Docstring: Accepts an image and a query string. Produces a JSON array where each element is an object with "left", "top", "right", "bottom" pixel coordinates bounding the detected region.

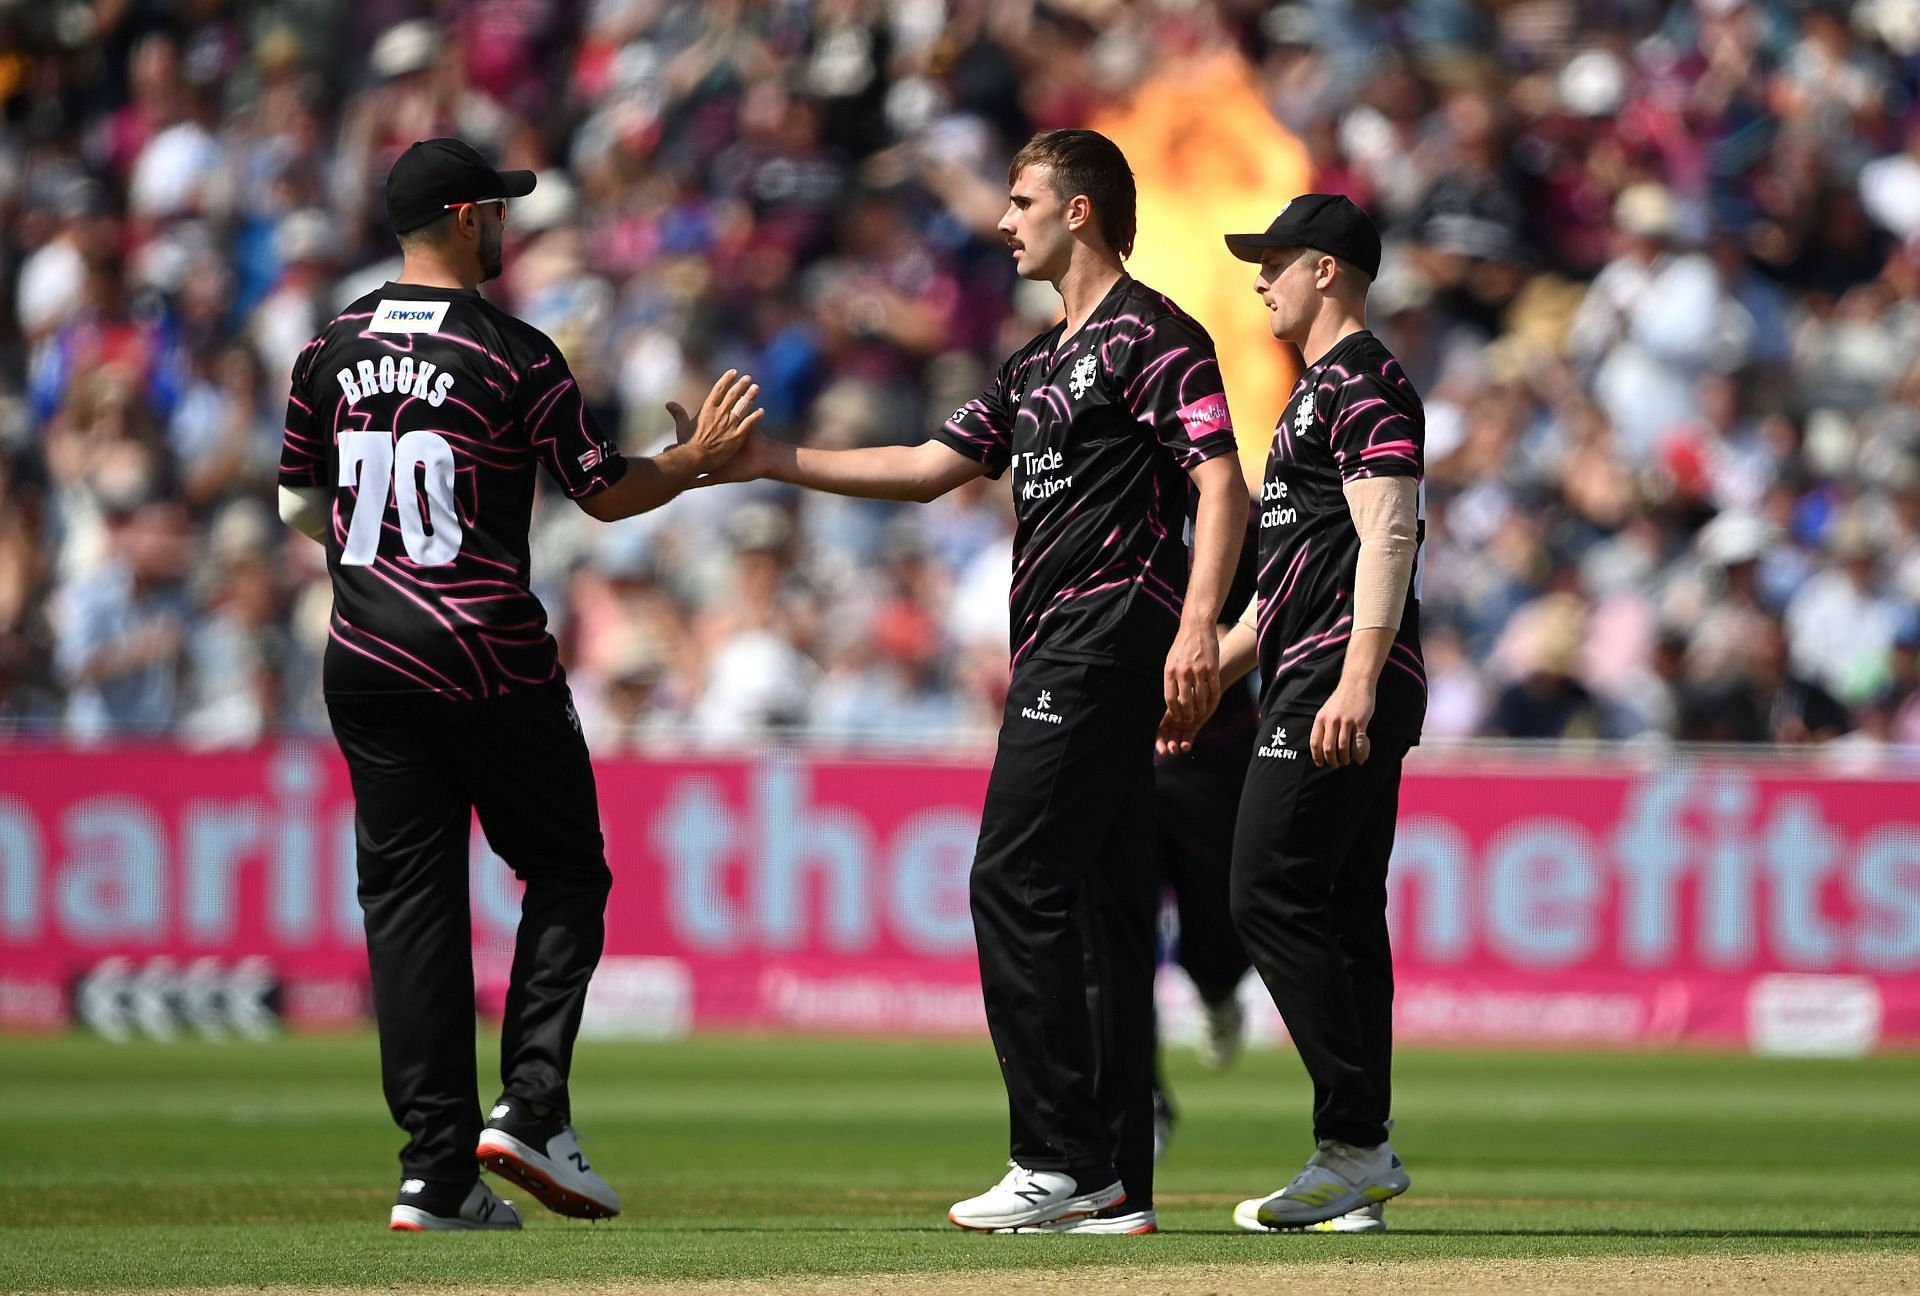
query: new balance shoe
[
  {"left": 389, "top": 1177, "right": 521, "bottom": 1231},
  {"left": 999, "top": 1208, "right": 1158, "bottom": 1235},
  {"left": 1196, "top": 996, "right": 1245, "bottom": 1072},
  {"left": 475, "top": 1098, "right": 621, "bottom": 1219},
  {"left": 1234, "top": 1199, "right": 1386, "bottom": 1233},
  {"left": 947, "top": 1163, "right": 1126, "bottom": 1231},
  {"left": 1236, "top": 1139, "right": 1408, "bottom": 1229}
]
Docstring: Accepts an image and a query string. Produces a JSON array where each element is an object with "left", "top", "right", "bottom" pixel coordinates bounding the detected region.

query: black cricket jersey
[
  {"left": 933, "top": 276, "right": 1238, "bottom": 675},
  {"left": 278, "top": 283, "right": 627, "bottom": 699},
  {"left": 1257, "top": 330, "right": 1426, "bottom": 740}
]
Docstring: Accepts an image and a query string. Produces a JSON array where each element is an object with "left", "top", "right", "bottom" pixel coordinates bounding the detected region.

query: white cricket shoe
[
  {"left": 1196, "top": 997, "right": 1245, "bottom": 1072},
  {"left": 1234, "top": 1199, "right": 1386, "bottom": 1233},
  {"left": 999, "top": 1208, "right": 1158, "bottom": 1235},
  {"left": 389, "top": 1178, "right": 521, "bottom": 1231},
  {"left": 1235, "top": 1139, "right": 1408, "bottom": 1229},
  {"left": 947, "top": 1163, "right": 1126, "bottom": 1231},
  {"left": 476, "top": 1099, "right": 621, "bottom": 1219}
]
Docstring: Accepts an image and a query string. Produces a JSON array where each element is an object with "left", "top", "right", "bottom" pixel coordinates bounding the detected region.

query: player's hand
[
  {"left": 1156, "top": 709, "right": 1200, "bottom": 758},
  {"left": 668, "top": 370, "right": 763, "bottom": 473},
  {"left": 690, "top": 427, "right": 776, "bottom": 487},
  {"left": 1164, "top": 616, "right": 1221, "bottom": 730},
  {"left": 1311, "top": 681, "right": 1376, "bottom": 768}
]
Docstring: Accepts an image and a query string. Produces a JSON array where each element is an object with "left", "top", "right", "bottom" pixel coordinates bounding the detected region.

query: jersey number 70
[{"left": 337, "top": 429, "right": 464, "bottom": 567}]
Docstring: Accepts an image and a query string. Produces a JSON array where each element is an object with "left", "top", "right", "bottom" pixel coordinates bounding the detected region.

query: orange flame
[{"left": 1095, "top": 50, "right": 1312, "bottom": 480}]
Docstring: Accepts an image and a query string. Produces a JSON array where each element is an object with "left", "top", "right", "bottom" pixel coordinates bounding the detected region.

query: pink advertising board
[{"left": 0, "top": 742, "right": 1915, "bottom": 1050}]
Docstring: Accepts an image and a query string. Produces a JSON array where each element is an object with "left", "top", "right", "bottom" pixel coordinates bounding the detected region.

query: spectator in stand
[
  {"left": 1486, "top": 591, "right": 1617, "bottom": 741},
  {"left": 1680, "top": 614, "right": 1850, "bottom": 745},
  {"left": 0, "top": 1, "right": 1918, "bottom": 749},
  {"left": 1566, "top": 182, "right": 1753, "bottom": 461},
  {"left": 692, "top": 502, "right": 819, "bottom": 743},
  {"left": 1787, "top": 513, "right": 1903, "bottom": 705},
  {"left": 52, "top": 499, "right": 194, "bottom": 741}
]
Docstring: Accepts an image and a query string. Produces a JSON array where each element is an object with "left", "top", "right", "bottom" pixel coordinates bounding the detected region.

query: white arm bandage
[
  {"left": 1344, "top": 476, "right": 1419, "bottom": 632},
  {"left": 278, "top": 485, "right": 329, "bottom": 543}
]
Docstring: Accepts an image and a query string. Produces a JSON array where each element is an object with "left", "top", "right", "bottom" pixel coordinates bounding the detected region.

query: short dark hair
[
  {"left": 1291, "top": 245, "right": 1374, "bottom": 291},
  {"left": 1008, "top": 129, "right": 1136, "bottom": 259},
  {"left": 398, "top": 212, "right": 454, "bottom": 252}
]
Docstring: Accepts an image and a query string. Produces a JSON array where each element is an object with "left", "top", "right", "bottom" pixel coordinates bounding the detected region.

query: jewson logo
[
  {"left": 1258, "top": 725, "right": 1297, "bottom": 760},
  {"left": 369, "top": 299, "right": 451, "bottom": 334},
  {"left": 1021, "top": 690, "right": 1064, "bottom": 725}
]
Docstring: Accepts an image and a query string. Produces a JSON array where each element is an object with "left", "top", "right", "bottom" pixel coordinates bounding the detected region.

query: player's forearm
[
  {"left": 1335, "top": 625, "right": 1395, "bottom": 697},
  {"left": 1179, "top": 464, "right": 1249, "bottom": 630},
  {"left": 1218, "top": 620, "right": 1258, "bottom": 687},
  {"left": 1345, "top": 477, "right": 1418, "bottom": 630},
  {"left": 765, "top": 441, "right": 956, "bottom": 502},
  {"left": 584, "top": 446, "right": 707, "bottom": 521},
  {"left": 1332, "top": 534, "right": 1403, "bottom": 697}
]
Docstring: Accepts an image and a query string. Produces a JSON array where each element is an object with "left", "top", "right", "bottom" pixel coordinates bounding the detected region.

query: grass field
[{"left": 1, "top": 1033, "right": 1916, "bottom": 1294}]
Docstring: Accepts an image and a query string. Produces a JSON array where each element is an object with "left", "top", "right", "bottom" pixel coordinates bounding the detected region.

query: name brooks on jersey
[{"left": 335, "top": 354, "right": 458, "bottom": 407}]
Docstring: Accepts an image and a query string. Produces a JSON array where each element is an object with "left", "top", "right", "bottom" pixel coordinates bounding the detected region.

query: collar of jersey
[
  {"left": 380, "top": 279, "right": 485, "bottom": 298},
  {"left": 1046, "top": 273, "right": 1133, "bottom": 372},
  {"left": 1304, "top": 328, "right": 1375, "bottom": 378}
]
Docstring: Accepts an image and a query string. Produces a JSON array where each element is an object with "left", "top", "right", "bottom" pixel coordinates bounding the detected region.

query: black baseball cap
[
  {"left": 1225, "top": 193, "right": 1381, "bottom": 280},
  {"left": 385, "top": 138, "right": 536, "bottom": 234}
]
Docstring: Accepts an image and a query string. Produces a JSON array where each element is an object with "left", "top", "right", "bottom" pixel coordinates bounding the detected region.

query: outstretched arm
[
  {"left": 578, "top": 371, "right": 763, "bottom": 522},
  {"left": 702, "top": 433, "right": 987, "bottom": 503}
]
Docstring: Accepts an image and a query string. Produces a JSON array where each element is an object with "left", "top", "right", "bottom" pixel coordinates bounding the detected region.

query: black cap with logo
[
  {"left": 385, "top": 138, "right": 537, "bottom": 234},
  {"left": 1225, "top": 193, "right": 1381, "bottom": 280}
]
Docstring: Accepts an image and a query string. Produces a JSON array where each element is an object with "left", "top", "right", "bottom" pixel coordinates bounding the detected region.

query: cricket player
[
  {"left": 278, "top": 137, "right": 761, "bottom": 1230},
  {"left": 705, "top": 129, "right": 1248, "bottom": 1234},
  {"left": 1162, "top": 194, "right": 1425, "bottom": 1231}
]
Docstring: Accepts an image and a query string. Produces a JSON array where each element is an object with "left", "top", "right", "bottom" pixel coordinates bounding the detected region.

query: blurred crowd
[{"left": 2, "top": 0, "right": 1919, "bottom": 759}]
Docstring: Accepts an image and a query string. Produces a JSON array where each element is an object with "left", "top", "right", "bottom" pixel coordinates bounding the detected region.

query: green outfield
[{"left": 0, "top": 1033, "right": 1915, "bottom": 1293}]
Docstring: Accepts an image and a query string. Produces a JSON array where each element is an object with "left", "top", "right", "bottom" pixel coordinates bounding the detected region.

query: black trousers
[
  {"left": 1230, "top": 716, "right": 1407, "bottom": 1149},
  {"left": 328, "top": 679, "right": 612, "bottom": 1185},
  {"left": 1154, "top": 679, "right": 1257, "bottom": 1004},
  {"left": 971, "top": 658, "right": 1162, "bottom": 1209}
]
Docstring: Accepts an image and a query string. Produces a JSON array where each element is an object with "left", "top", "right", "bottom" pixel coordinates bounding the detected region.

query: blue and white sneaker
[
  {"left": 476, "top": 1098, "right": 620, "bottom": 1219},
  {"left": 389, "top": 1177, "right": 521, "bottom": 1231},
  {"left": 1235, "top": 1139, "right": 1408, "bottom": 1229},
  {"left": 1235, "top": 1199, "right": 1386, "bottom": 1233}
]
